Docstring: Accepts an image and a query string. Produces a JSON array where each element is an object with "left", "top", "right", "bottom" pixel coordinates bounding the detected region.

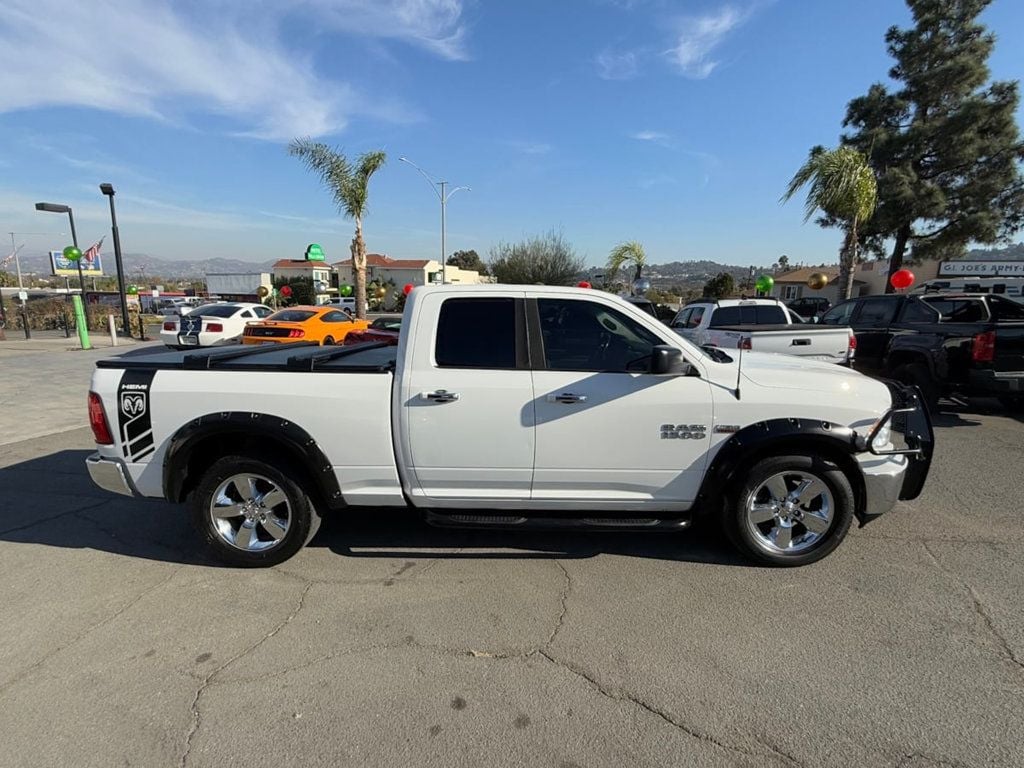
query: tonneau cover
[{"left": 95, "top": 341, "right": 397, "bottom": 373}]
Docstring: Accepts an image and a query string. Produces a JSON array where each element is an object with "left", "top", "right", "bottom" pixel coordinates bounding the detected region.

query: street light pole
[
  {"left": 399, "top": 157, "right": 470, "bottom": 284},
  {"left": 67, "top": 208, "right": 85, "bottom": 292},
  {"left": 34, "top": 203, "right": 83, "bottom": 291},
  {"left": 100, "top": 184, "right": 131, "bottom": 333}
]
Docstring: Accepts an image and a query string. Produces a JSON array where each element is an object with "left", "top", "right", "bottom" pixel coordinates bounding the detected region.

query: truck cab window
[
  {"left": 686, "top": 307, "right": 704, "bottom": 328},
  {"left": 538, "top": 298, "right": 662, "bottom": 372},
  {"left": 923, "top": 299, "right": 988, "bottom": 323},
  {"left": 435, "top": 298, "right": 517, "bottom": 368},
  {"left": 820, "top": 301, "right": 856, "bottom": 325}
]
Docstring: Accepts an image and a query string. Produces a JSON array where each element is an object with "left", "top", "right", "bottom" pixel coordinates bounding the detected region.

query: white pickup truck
[
  {"left": 85, "top": 285, "right": 932, "bottom": 568},
  {"left": 670, "top": 298, "right": 856, "bottom": 364}
]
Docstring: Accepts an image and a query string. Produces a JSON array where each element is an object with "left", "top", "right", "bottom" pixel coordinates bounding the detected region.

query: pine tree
[{"left": 841, "top": 0, "right": 1024, "bottom": 291}]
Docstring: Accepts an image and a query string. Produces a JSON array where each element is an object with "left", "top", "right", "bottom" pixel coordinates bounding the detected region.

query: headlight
[{"left": 871, "top": 423, "right": 892, "bottom": 451}]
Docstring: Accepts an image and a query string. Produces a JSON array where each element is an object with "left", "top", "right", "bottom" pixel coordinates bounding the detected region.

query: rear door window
[
  {"left": 852, "top": 298, "right": 898, "bottom": 326},
  {"left": 897, "top": 300, "right": 939, "bottom": 324},
  {"left": 435, "top": 298, "right": 518, "bottom": 369}
]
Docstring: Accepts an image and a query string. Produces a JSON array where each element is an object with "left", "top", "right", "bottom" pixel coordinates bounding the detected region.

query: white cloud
[
  {"left": 0, "top": 0, "right": 464, "bottom": 140},
  {"left": 595, "top": 49, "right": 640, "bottom": 81},
  {"left": 631, "top": 130, "right": 670, "bottom": 142},
  {"left": 667, "top": 6, "right": 746, "bottom": 79},
  {"left": 308, "top": 0, "right": 469, "bottom": 61}
]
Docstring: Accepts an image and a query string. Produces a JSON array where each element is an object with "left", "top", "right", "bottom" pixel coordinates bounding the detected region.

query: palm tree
[
  {"left": 288, "top": 139, "right": 387, "bottom": 320},
  {"left": 606, "top": 241, "right": 647, "bottom": 292},
  {"left": 782, "top": 146, "right": 877, "bottom": 301}
]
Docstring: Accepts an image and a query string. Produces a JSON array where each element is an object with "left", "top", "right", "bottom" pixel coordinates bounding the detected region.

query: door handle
[
  {"left": 547, "top": 392, "right": 587, "bottom": 404},
  {"left": 422, "top": 390, "right": 460, "bottom": 403},
  {"left": 791, "top": 338, "right": 811, "bottom": 346}
]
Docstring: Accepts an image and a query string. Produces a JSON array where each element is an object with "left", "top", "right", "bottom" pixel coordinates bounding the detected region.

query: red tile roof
[
  {"left": 333, "top": 253, "right": 431, "bottom": 269},
  {"left": 272, "top": 259, "right": 326, "bottom": 269}
]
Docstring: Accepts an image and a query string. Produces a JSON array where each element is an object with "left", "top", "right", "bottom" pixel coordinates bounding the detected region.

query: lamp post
[
  {"left": 399, "top": 157, "right": 470, "bottom": 284},
  {"left": 99, "top": 184, "right": 131, "bottom": 333},
  {"left": 34, "top": 203, "right": 84, "bottom": 291}
]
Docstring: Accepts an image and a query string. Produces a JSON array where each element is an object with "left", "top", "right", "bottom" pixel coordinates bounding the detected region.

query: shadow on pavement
[
  {"left": 930, "top": 396, "right": 1023, "bottom": 428},
  {"left": 0, "top": 449, "right": 748, "bottom": 568}
]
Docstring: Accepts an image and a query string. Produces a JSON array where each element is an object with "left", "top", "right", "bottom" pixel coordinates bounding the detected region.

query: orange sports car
[{"left": 241, "top": 305, "right": 370, "bottom": 346}]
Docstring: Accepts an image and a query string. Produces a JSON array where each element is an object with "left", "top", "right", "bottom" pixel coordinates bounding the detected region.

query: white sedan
[{"left": 160, "top": 302, "right": 274, "bottom": 349}]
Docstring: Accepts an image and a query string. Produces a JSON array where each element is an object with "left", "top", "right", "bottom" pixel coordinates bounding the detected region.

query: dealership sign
[
  {"left": 51, "top": 249, "right": 103, "bottom": 277},
  {"left": 939, "top": 261, "right": 1024, "bottom": 277}
]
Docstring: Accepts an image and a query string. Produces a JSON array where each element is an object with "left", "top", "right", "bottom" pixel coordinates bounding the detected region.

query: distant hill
[
  {"left": 15, "top": 252, "right": 275, "bottom": 280},
  {"left": 963, "top": 243, "right": 1024, "bottom": 261}
]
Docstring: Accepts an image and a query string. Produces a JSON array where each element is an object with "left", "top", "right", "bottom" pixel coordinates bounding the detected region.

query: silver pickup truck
[{"left": 670, "top": 298, "right": 856, "bottom": 364}]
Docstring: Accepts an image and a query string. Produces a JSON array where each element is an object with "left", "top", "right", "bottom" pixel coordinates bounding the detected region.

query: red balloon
[
  {"left": 280, "top": 285, "right": 293, "bottom": 297},
  {"left": 403, "top": 283, "right": 414, "bottom": 296},
  {"left": 890, "top": 269, "right": 915, "bottom": 290},
  {"left": 577, "top": 281, "right": 592, "bottom": 289}
]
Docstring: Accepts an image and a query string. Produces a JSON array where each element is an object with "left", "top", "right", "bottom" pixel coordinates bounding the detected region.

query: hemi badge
[{"left": 715, "top": 425, "right": 741, "bottom": 433}]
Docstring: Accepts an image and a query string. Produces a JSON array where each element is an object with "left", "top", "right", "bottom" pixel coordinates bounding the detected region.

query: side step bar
[{"left": 423, "top": 510, "right": 690, "bottom": 533}]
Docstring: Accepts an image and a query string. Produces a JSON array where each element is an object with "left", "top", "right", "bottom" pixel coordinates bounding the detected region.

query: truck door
[
  {"left": 849, "top": 297, "right": 900, "bottom": 374},
  {"left": 530, "top": 297, "right": 713, "bottom": 508},
  {"left": 398, "top": 293, "right": 535, "bottom": 502}
]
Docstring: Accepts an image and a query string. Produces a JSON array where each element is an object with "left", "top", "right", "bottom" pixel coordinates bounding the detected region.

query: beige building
[
  {"left": 334, "top": 253, "right": 484, "bottom": 288},
  {"left": 770, "top": 259, "right": 945, "bottom": 304}
]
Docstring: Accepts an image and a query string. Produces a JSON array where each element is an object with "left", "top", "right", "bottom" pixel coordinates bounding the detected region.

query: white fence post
[{"left": 108, "top": 314, "right": 118, "bottom": 346}]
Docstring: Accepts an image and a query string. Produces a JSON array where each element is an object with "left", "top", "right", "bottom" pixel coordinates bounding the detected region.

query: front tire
[
  {"left": 191, "top": 455, "right": 320, "bottom": 567},
  {"left": 322, "top": 335, "right": 336, "bottom": 346},
  {"left": 723, "top": 455, "right": 855, "bottom": 567}
]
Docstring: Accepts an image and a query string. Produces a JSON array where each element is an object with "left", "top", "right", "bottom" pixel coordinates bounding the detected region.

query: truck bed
[{"left": 96, "top": 341, "right": 398, "bottom": 373}]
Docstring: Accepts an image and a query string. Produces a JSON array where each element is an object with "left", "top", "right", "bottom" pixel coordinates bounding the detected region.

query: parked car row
[{"left": 669, "top": 298, "right": 856, "bottom": 365}]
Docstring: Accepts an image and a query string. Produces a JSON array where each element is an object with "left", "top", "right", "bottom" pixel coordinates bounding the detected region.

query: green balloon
[
  {"left": 755, "top": 274, "right": 774, "bottom": 293},
  {"left": 63, "top": 246, "right": 83, "bottom": 261},
  {"left": 340, "top": 284, "right": 353, "bottom": 297},
  {"left": 127, "top": 285, "right": 139, "bottom": 295}
]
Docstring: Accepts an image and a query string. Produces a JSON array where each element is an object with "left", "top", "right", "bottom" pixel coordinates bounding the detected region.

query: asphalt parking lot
[{"left": 1, "top": 343, "right": 1022, "bottom": 767}]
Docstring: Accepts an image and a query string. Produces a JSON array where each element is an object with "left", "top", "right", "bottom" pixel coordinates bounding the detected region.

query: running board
[{"left": 423, "top": 510, "right": 691, "bottom": 532}]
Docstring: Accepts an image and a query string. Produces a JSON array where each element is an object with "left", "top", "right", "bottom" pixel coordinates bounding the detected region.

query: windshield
[
  {"left": 268, "top": 309, "right": 316, "bottom": 322},
  {"left": 192, "top": 304, "right": 240, "bottom": 318}
]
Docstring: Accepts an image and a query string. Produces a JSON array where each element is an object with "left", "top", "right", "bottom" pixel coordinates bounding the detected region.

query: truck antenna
[{"left": 734, "top": 344, "right": 743, "bottom": 400}]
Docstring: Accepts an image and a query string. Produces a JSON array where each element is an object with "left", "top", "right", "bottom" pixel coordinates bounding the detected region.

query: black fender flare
[
  {"left": 162, "top": 412, "right": 343, "bottom": 507},
  {"left": 694, "top": 417, "right": 868, "bottom": 521}
]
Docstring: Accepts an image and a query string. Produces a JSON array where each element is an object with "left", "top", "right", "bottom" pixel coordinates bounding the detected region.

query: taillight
[
  {"left": 972, "top": 331, "right": 995, "bottom": 363},
  {"left": 206, "top": 323, "right": 223, "bottom": 332},
  {"left": 848, "top": 333, "right": 857, "bottom": 350},
  {"left": 88, "top": 392, "right": 114, "bottom": 445},
  {"left": 288, "top": 329, "right": 305, "bottom": 338},
  {"left": 163, "top": 322, "right": 176, "bottom": 331},
  {"left": 738, "top": 337, "right": 752, "bottom": 350}
]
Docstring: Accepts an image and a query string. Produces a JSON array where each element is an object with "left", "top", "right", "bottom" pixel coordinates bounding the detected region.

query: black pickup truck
[{"left": 819, "top": 293, "right": 1024, "bottom": 409}]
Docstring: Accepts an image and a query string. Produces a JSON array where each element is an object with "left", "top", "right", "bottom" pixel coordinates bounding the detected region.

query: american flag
[{"left": 82, "top": 237, "right": 104, "bottom": 265}]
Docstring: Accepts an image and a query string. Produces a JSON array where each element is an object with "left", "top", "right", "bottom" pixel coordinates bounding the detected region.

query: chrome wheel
[
  {"left": 209, "top": 473, "right": 291, "bottom": 552},
  {"left": 745, "top": 470, "right": 834, "bottom": 555}
]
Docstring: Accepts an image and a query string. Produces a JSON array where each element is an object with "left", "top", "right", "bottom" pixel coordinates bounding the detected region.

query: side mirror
[{"left": 650, "top": 345, "right": 691, "bottom": 375}]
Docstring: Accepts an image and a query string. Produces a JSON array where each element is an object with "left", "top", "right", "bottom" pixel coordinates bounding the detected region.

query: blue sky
[{"left": 1, "top": 0, "right": 1022, "bottom": 270}]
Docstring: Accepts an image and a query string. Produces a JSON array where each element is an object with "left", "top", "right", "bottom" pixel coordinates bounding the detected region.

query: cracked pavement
[{"left": 0, "top": 352, "right": 1022, "bottom": 766}]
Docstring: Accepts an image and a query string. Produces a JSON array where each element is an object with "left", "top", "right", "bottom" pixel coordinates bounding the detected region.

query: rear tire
[
  {"left": 998, "top": 395, "right": 1024, "bottom": 412},
  {"left": 723, "top": 455, "right": 855, "bottom": 567},
  {"left": 190, "top": 455, "right": 321, "bottom": 567},
  {"left": 891, "top": 361, "right": 940, "bottom": 412},
  {"left": 323, "top": 336, "right": 336, "bottom": 346}
]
